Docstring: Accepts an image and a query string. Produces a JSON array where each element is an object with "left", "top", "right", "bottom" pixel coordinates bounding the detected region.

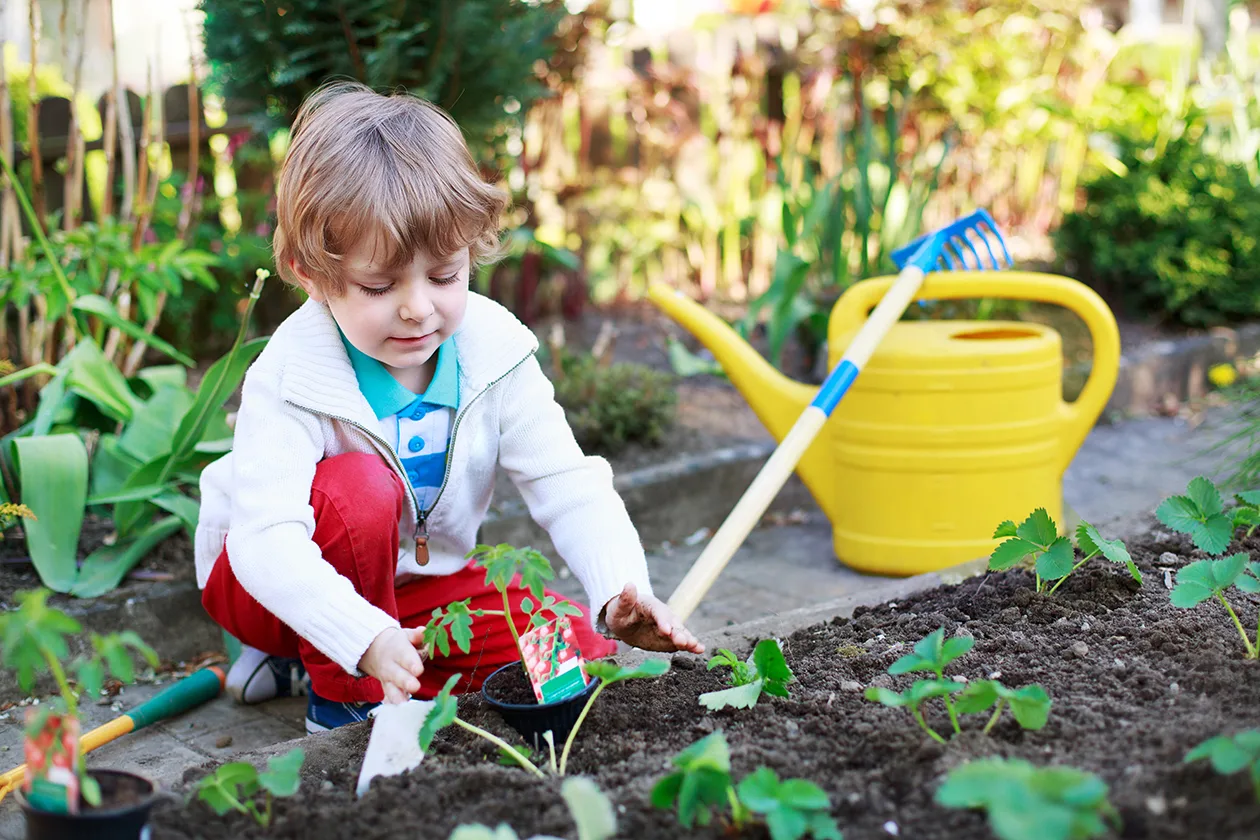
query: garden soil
[{"left": 153, "top": 529, "right": 1260, "bottom": 840}]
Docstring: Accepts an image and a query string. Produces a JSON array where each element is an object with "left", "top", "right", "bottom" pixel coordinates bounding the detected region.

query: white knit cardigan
[{"left": 195, "top": 293, "right": 653, "bottom": 676}]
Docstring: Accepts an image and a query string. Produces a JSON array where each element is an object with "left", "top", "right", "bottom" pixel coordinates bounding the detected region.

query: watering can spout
[{"left": 647, "top": 284, "right": 833, "bottom": 507}]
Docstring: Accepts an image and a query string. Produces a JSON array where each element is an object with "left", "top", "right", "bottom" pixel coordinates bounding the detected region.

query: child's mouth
[{"left": 390, "top": 333, "right": 434, "bottom": 346}]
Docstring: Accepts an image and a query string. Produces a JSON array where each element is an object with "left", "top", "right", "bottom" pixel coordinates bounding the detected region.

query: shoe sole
[{"left": 305, "top": 717, "right": 332, "bottom": 735}]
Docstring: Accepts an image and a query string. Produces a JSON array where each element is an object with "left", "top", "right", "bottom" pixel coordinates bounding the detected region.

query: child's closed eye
[{"left": 357, "top": 284, "right": 393, "bottom": 297}]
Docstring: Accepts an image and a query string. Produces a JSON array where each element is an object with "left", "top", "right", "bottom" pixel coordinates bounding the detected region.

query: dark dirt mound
[{"left": 152, "top": 530, "right": 1260, "bottom": 840}]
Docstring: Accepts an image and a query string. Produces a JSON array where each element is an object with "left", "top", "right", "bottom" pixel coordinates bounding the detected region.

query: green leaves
[
  {"left": 699, "top": 638, "right": 794, "bottom": 711},
  {"left": 582, "top": 658, "right": 670, "bottom": 685},
  {"left": 1184, "top": 730, "right": 1260, "bottom": 802},
  {"left": 650, "top": 732, "right": 736, "bottom": 829},
  {"left": 195, "top": 748, "right": 305, "bottom": 827},
  {"left": 0, "top": 589, "right": 80, "bottom": 694},
  {"left": 955, "top": 680, "right": 1052, "bottom": 731},
  {"left": 1157, "top": 476, "right": 1234, "bottom": 555},
  {"left": 13, "top": 435, "right": 88, "bottom": 593},
  {"left": 469, "top": 543, "right": 555, "bottom": 600},
  {"left": 1075, "top": 522, "right": 1142, "bottom": 584},
  {"left": 888, "top": 628, "right": 973, "bottom": 678},
  {"left": 736, "top": 767, "right": 843, "bottom": 840},
  {"left": 1170, "top": 555, "right": 1255, "bottom": 608},
  {"left": 935, "top": 757, "right": 1117, "bottom": 840},
  {"left": 418, "top": 674, "right": 461, "bottom": 752},
  {"left": 988, "top": 509, "right": 1073, "bottom": 584},
  {"left": 423, "top": 600, "right": 476, "bottom": 658}
]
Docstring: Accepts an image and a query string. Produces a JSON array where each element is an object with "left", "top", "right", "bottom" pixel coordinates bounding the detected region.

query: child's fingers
[
  {"left": 403, "top": 627, "right": 426, "bottom": 647},
  {"left": 381, "top": 680, "right": 409, "bottom": 705}
]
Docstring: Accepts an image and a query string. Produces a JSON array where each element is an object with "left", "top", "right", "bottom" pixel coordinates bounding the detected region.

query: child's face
[{"left": 298, "top": 234, "right": 470, "bottom": 385}]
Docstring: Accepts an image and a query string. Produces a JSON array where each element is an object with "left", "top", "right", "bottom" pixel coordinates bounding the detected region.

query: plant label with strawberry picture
[
  {"left": 520, "top": 615, "right": 589, "bottom": 703},
  {"left": 22, "top": 710, "right": 81, "bottom": 814}
]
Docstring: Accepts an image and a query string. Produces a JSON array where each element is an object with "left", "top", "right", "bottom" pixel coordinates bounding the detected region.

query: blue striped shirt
[{"left": 339, "top": 335, "right": 460, "bottom": 512}]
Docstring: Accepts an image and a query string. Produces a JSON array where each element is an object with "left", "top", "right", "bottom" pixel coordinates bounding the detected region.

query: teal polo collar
[{"left": 339, "top": 332, "right": 460, "bottom": 420}]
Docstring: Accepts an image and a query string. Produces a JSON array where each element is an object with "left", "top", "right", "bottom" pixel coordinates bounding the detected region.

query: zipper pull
[{"left": 414, "top": 516, "right": 429, "bottom": 566}]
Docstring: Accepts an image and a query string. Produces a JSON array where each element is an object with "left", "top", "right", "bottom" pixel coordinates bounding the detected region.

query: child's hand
[
  {"left": 603, "top": 583, "right": 705, "bottom": 655},
  {"left": 358, "top": 626, "right": 425, "bottom": 703}
]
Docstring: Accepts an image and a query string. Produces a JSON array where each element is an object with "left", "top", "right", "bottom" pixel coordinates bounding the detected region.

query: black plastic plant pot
[
  {"left": 16, "top": 769, "right": 157, "bottom": 840},
  {"left": 481, "top": 661, "right": 599, "bottom": 751}
]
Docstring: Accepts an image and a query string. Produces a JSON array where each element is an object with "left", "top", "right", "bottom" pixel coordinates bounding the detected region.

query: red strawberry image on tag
[
  {"left": 518, "top": 616, "right": 589, "bottom": 703},
  {"left": 23, "top": 709, "right": 81, "bottom": 813}
]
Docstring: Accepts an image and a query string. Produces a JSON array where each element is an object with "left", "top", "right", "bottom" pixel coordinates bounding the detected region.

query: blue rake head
[{"left": 891, "top": 209, "right": 1012, "bottom": 274}]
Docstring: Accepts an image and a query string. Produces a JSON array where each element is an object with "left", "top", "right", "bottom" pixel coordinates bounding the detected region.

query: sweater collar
[{"left": 339, "top": 332, "right": 460, "bottom": 419}]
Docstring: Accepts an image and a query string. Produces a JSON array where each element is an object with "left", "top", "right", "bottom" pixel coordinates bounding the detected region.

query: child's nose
[{"left": 399, "top": 284, "right": 435, "bottom": 322}]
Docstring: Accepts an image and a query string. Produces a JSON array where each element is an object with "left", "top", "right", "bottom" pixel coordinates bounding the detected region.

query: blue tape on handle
[{"left": 810, "top": 359, "right": 860, "bottom": 415}]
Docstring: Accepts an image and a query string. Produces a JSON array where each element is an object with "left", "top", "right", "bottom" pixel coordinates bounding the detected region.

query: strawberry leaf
[
  {"left": 1077, "top": 523, "right": 1141, "bottom": 584},
  {"left": 258, "top": 747, "right": 304, "bottom": 798},
  {"left": 1236, "top": 490, "right": 1260, "bottom": 506},
  {"left": 1016, "top": 508, "right": 1058, "bottom": 545},
  {"left": 1035, "top": 537, "right": 1075, "bottom": 581},
  {"left": 699, "top": 680, "right": 764, "bottom": 711},
  {"left": 889, "top": 628, "right": 946, "bottom": 676},
  {"left": 955, "top": 680, "right": 1001, "bottom": 714},
  {"left": 419, "top": 674, "right": 461, "bottom": 752},
  {"left": 1188, "top": 476, "right": 1224, "bottom": 517},
  {"left": 989, "top": 537, "right": 1036, "bottom": 571},
  {"left": 1008, "top": 685, "right": 1052, "bottom": 730},
  {"left": 864, "top": 686, "right": 911, "bottom": 707},
  {"left": 993, "top": 520, "right": 1019, "bottom": 539},
  {"left": 751, "top": 638, "right": 794, "bottom": 692},
  {"left": 1170, "top": 560, "right": 1221, "bottom": 608}
]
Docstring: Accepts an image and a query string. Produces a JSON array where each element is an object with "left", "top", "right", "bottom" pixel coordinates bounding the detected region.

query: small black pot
[
  {"left": 16, "top": 769, "right": 157, "bottom": 840},
  {"left": 481, "top": 662, "right": 598, "bottom": 751}
]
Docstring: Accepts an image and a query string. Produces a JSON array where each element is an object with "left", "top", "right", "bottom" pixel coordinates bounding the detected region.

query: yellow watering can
[{"left": 649, "top": 271, "right": 1121, "bottom": 578}]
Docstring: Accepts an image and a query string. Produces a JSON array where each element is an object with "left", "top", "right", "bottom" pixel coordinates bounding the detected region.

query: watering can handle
[{"left": 829, "top": 271, "right": 1121, "bottom": 473}]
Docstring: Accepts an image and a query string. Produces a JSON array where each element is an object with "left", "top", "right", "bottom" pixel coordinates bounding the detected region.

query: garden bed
[{"left": 152, "top": 528, "right": 1260, "bottom": 840}]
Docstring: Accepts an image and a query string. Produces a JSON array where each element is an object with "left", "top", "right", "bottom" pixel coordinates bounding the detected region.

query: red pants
[{"left": 202, "top": 452, "right": 616, "bottom": 703}]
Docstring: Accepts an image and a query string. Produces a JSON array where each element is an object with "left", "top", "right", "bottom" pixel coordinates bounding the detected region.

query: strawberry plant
[
  {"left": 1184, "top": 730, "right": 1260, "bottom": 803},
  {"left": 419, "top": 659, "right": 670, "bottom": 778},
  {"left": 449, "top": 776, "right": 616, "bottom": 840},
  {"left": 1157, "top": 476, "right": 1259, "bottom": 554},
  {"left": 865, "top": 628, "right": 1051, "bottom": 743},
  {"left": 988, "top": 510, "right": 1139, "bottom": 594},
  {"left": 935, "top": 757, "right": 1119, "bottom": 840},
  {"left": 699, "top": 638, "right": 794, "bottom": 711},
  {"left": 194, "top": 748, "right": 304, "bottom": 828},
  {"left": 0, "top": 588, "right": 157, "bottom": 809},
  {"left": 1169, "top": 553, "right": 1260, "bottom": 658},
  {"left": 464, "top": 544, "right": 585, "bottom": 680},
  {"left": 650, "top": 732, "right": 843, "bottom": 840}
]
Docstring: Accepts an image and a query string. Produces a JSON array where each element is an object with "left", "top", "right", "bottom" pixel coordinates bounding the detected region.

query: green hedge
[{"left": 1055, "top": 137, "right": 1260, "bottom": 328}]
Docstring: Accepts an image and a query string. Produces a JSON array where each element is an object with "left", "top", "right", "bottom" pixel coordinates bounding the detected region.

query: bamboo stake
[
  {"left": 101, "top": 0, "right": 117, "bottom": 218},
  {"left": 26, "top": 0, "right": 44, "bottom": 228},
  {"left": 0, "top": 0, "right": 13, "bottom": 268},
  {"left": 62, "top": 0, "right": 87, "bottom": 231}
]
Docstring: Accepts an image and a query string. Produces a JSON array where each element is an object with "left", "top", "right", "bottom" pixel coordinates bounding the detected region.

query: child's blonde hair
[{"left": 273, "top": 81, "right": 507, "bottom": 296}]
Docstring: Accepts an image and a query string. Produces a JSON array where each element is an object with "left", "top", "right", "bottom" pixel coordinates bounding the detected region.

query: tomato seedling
[
  {"left": 865, "top": 628, "right": 1051, "bottom": 743},
  {"left": 194, "top": 748, "right": 304, "bottom": 828},
  {"left": 699, "top": 638, "right": 794, "bottom": 711},
  {"left": 935, "top": 757, "right": 1119, "bottom": 840},
  {"left": 989, "top": 510, "right": 1139, "bottom": 594},
  {"left": 650, "top": 732, "right": 842, "bottom": 840},
  {"left": 1169, "top": 553, "right": 1260, "bottom": 659},
  {"left": 1184, "top": 730, "right": 1260, "bottom": 803}
]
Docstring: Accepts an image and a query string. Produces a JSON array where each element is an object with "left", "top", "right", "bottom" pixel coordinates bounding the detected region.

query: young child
[{"left": 194, "top": 81, "right": 703, "bottom": 733}]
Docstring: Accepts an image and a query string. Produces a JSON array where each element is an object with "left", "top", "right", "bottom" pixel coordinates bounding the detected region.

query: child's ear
[{"left": 291, "top": 260, "right": 326, "bottom": 303}]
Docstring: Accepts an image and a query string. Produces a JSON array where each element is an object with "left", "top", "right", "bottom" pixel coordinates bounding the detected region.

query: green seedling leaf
[
  {"left": 1017, "top": 508, "right": 1058, "bottom": 544},
  {"left": 699, "top": 680, "right": 764, "bottom": 711},
  {"left": 1185, "top": 731, "right": 1260, "bottom": 801},
  {"left": 990, "top": 510, "right": 1069, "bottom": 580},
  {"left": 993, "top": 520, "right": 1019, "bottom": 539},
  {"left": 583, "top": 657, "right": 669, "bottom": 684},
  {"left": 470, "top": 544, "right": 556, "bottom": 599},
  {"left": 497, "top": 744, "right": 534, "bottom": 767},
  {"left": 258, "top": 747, "right": 305, "bottom": 798},
  {"left": 706, "top": 649, "right": 750, "bottom": 683},
  {"left": 0, "top": 590, "right": 81, "bottom": 694},
  {"left": 736, "top": 767, "right": 843, "bottom": 840},
  {"left": 889, "top": 628, "right": 972, "bottom": 677},
  {"left": 956, "top": 680, "right": 1052, "bottom": 731},
  {"left": 1157, "top": 477, "right": 1234, "bottom": 555},
  {"left": 424, "top": 599, "right": 476, "bottom": 657},
  {"left": 75, "top": 657, "right": 105, "bottom": 700},
  {"left": 1076, "top": 523, "right": 1142, "bottom": 584},
  {"left": 752, "top": 638, "right": 794, "bottom": 696},
  {"left": 1035, "top": 537, "right": 1075, "bottom": 581},
  {"left": 1237, "top": 490, "right": 1260, "bottom": 506},
  {"left": 1170, "top": 555, "right": 1249, "bottom": 608},
  {"left": 936, "top": 757, "right": 1117, "bottom": 840},
  {"left": 650, "top": 732, "right": 734, "bottom": 828},
  {"left": 419, "top": 674, "right": 461, "bottom": 752},
  {"left": 700, "top": 639, "right": 794, "bottom": 710},
  {"left": 561, "top": 776, "right": 618, "bottom": 840},
  {"left": 448, "top": 825, "right": 520, "bottom": 840},
  {"left": 196, "top": 762, "right": 260, "bottom": 816}
]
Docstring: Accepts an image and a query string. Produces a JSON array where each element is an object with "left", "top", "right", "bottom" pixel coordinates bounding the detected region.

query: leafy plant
[
  {"left": 935, "top": 757, "right": 1119, "bottom": 840},
  {"left": 549, "top": 348, "right": 677, "bottom": 457},
  {"left": 0, "top": 588, "right": 158, "bottom": 808},
  {"left": 194, "top": 747, "right": 305, "bottom": 828},
  {"left": 558, "top": 659, "right": 669, "bottom": 775},
  {"left": 699, "top": 638, "right": 794, "bottom": 711},
  {"left": 1056, "top": 135, "right": 1260, "bottom": 327},
  {"left": 448, "top": 776, "right": 616, "bottom": 840},
  {"left": 865, "top": 628, "right": 1050, "bottom": 744},
  {"left": 1157, "top": 476, "right": 1256, "bottom": 555},
  {"left": 1184, "top": 730, "right": 1260, "bottom": 803},
  {"left": 463, "top": 543, "right": 584, "bottom": 681},
  {"left": 650, "top": 732, "right": 842, "bottom": 840},
  {"left": 1169, "top": 554, "right": 1260, "bottom": 659},
  {"left": 988, "top": 509, "right": 1139, "bottom": 594},
  {"left": 5, "top": 269, "right": 271, "bottom": 596}
]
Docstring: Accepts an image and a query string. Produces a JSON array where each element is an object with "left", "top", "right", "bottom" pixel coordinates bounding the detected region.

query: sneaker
[
  {"left": 225, "top": 646, "right": 308, "bottom": 705},
  {"left": 305, "top": 690, "right": 380, "bottom": 734}
]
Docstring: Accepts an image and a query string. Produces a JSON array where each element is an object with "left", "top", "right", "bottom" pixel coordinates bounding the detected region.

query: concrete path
[{"left": 0, "top": 409, "right": 1239, "bottom": 838}]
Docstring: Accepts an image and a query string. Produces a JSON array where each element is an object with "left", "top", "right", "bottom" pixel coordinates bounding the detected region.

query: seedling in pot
[
  {"left": 699, "top": 638, "right": 794, "bottom": 711},
  {"left": 1184, "top": 729, "right": 1260, "bottom": 803},
  {"left": 0, "top": 588, "right": 158, "bottom": 810},
  {"left": 194, "top": 748, "right": 304, "bottom": 828},
  {"left": 650, "top": 731, "right": 843, "bottom": 840},
  {"left": 1156, "top": 476, "right": 1260, "bottom": 555},
  {"left": 989, "top": 510, "right": 1139, "bottom": 594},
  {"left": 419, "top": 659, "right": 670, "bottom": 778},
  {"left": 865, "top": 628, "right": 1050, "bottom": 743},
  {"left": 1169, "top": 553, "right": 1260, "bottom": 658},
  {"left": 449, "top": 776, "right": 616, "bottom": 840},
  {"left": 935, "top": 757, "right": 1119, "bottom": 840}
]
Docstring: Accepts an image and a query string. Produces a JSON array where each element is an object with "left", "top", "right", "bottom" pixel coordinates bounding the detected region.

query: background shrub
[
  {"left": 1055, "top": 137, "right": 1260, "bottom": 328},
  {"left": 550, "top": 349, "right": 677, "bottom": 457}
]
